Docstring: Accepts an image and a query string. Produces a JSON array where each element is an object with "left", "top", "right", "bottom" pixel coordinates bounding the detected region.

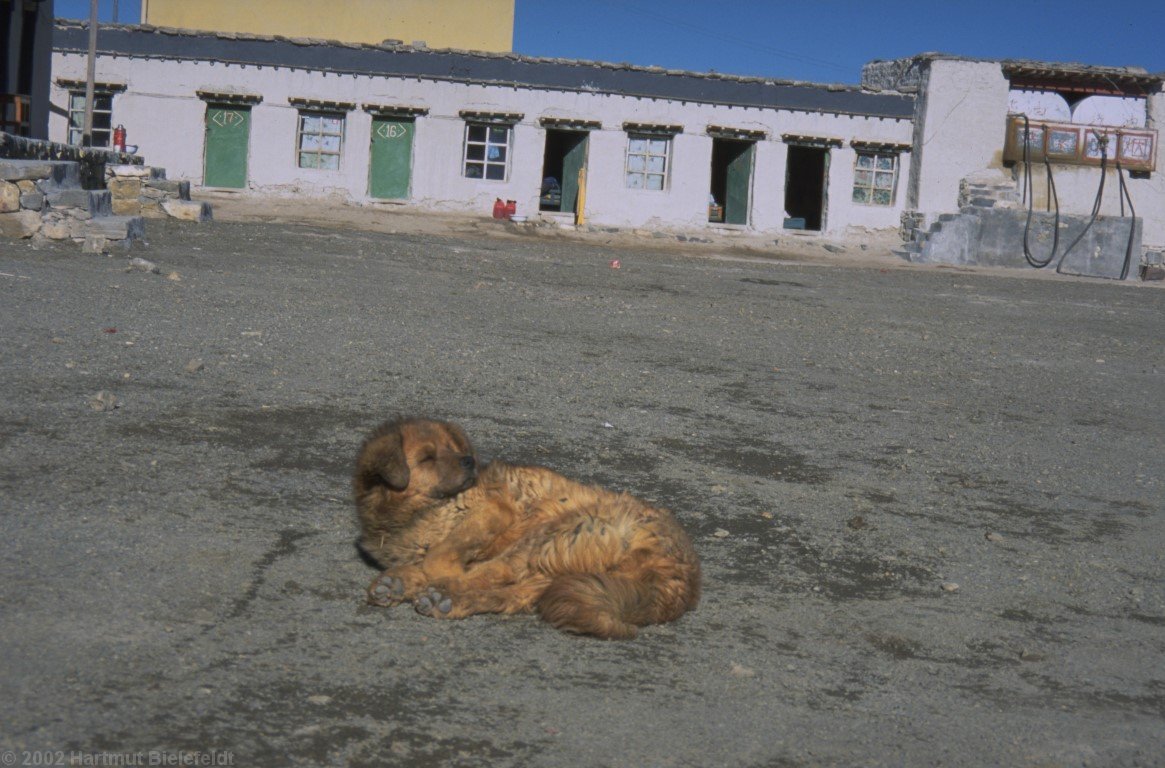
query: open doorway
[
  {"left": 540, "top": 129, "right": 588, "bottom": 214},
  {"left": 709, "top": 138, "right": 755, "bottom": 225},
  {"left": 784, "top": 145, "right": 828, "bottom": 231}
]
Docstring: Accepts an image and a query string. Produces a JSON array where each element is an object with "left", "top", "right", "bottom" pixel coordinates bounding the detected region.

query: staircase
[
  {"left": 893, "top": 169, "right": 1020, "bottom": 264},
  {"left": 892, "top": 169, "right": 1141, "bottom": 279},
  {"left": 1, "top": 158, "right": 144, "bottom": 251},
  {"left": 0, "top": 158, "right": 210, "bottom": 252}
]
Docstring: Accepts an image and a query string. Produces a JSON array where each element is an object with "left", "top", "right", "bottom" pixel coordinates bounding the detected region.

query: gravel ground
[{"left": 1, "top": 212, "right": 1163, "bottom": 767}]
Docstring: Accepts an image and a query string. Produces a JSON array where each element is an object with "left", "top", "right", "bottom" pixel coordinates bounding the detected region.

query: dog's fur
[{"left": 354, "top": 417, "right": 700, "bottom": 639}]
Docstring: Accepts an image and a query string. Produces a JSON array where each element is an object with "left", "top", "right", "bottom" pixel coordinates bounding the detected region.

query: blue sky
[{"left": 56, "top": 0, "right": 1165, "bottom": 84}]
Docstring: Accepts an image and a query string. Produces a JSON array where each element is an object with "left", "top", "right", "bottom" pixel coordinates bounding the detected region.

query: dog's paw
[
  {"left": 415, "top": 587, "right": 455, "bottom": 618},
  {"left": 367, "top": 573, "right": 407, "bottom": 607}
]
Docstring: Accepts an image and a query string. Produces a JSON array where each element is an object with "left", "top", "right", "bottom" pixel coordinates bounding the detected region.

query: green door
[
  {"left": 369, "top": 118, "right": 414, "bottom": 199},
  {"left": 725, "top": 141, "right": 755, "bottom": 225},
  {"left": 203, "top": 105, "right": 250, "bottom": 189},
  {"left": 559, "top": 132, "right": 588, "bottom": 213}
]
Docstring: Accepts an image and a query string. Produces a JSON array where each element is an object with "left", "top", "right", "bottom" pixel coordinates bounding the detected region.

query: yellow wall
[{"left": 140, "top": 0, "right": 514, "bottom": 52}]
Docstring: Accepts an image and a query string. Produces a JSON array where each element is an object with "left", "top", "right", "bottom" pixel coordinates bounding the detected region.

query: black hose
[
  {"left": 1055, "top": 131, "right": 1109, "bottom": 275},
  {"left": 1021, "top": 116, "right": 1060, "bottom": 269},
  {"left": 1116, "top": 161, "right": 1137, "bottom": 281},
  {"left": 1019, "top": 122, "right": 1138, "bottom": 280}
]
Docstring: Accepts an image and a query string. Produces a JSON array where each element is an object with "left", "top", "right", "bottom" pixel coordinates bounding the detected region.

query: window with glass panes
[
  {"left": 67, "top": 91, "right": 113, "bottom": 147},
  {"left": 463, "top": 123, "right": 510, "bottom": 180},
  {"left": 297, "top": 111, "right": 344, "bottom": 170},
  {"left": 625, "top": 134, "right": 670, "bottom": 190},
  {"left": 852, "top": 151, "right": 897, "bottom": 205}
]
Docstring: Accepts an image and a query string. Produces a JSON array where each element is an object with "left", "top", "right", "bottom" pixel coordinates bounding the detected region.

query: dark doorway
[
  {"left": 709, "top": 138, "right": 755, "bottom": 225},
  {"left": 540, "top": 129, "right": 588, "bottom": 214},
  {"left": 784, "top": 145, "right": 828, "bottom": 231}
]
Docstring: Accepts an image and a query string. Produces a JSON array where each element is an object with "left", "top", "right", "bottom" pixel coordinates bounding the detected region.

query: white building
[
  {"left": 49, "top": 22, "right": 915, "bottom": 239},
  {"left": 865, "top": 55, "right": 1165, "bottom": 251},
  {"left": 48, "top": 23, "right": 1164, "bottom": 264}
]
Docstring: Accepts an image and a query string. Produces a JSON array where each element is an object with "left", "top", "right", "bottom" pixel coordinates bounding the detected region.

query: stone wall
[
  {"left": 0, "top": 131, "right": 142, "bottom": 189},
  {"left": 105, "top": 164, "right": 209, "bottom": 221},
  {"left": 860, "top": 57, "right": 927, "bottom": 93}
]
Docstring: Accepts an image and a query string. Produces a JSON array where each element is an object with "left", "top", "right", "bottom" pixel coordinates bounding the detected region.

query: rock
[
  {"left": 82, "top": 234, "right": 109, "bottom": 254},
  {"left": 1019, "top": 649, "right": 1046, "bottom": 662},
  {"left": 306, "top": 694, "right": 332, "bottom": 705},
  {"left": 712, "top": 528, "right": 730, "bottom": 538},
  {"left": 823, "top": 244, "right": 845, "bottom": 254},
  {"left": 107, "top": 178, "right": 143, "bottom": 199},
  {"left": 0, "top": 210, "right": 41, "bottom": 238},
  {"left": 162, "top": 199, "right": 213, "bottom": 222},
  {"left": 941, "top": 582, "right": 960, "bottom": 593},
  {"left": 111, "top": 198, "right": 143, "bottom": 216},
  {"left": 20, "top": 192, "right": 45, "bottom": 211},
  {"left": 846, "top": 515, "right": 867, "bottom": 530},
  {"left": 129, "top": 257, "right": 160, "bottom": 274},
  {"left": 89, "top": 391, "right": 119, "bottom": 412},
  {"left": 147, "top": 179, "right": 189, "bottom": 197},
  {"left": 184, "top": 358, "right": 205, "bottom": 374},
  {"left": 985, "top": 531, "right": 1004, "bottom": 542},
  {"left": 729, "top": 662, "right": 756, "bottom": 678},
  {"left": 106, "top": 163, "right": 155, "bottom": 178},
  {"left": 1, "top": 180, "right": 22, "bottom": 212}
]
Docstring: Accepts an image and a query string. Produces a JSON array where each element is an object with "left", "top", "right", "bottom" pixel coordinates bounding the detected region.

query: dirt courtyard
[{"left": 1, "top": 203, "right": 1162, "bottom": 767}]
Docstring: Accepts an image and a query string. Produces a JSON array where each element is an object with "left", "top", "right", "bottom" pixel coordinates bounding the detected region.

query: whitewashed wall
[
  {"left": 910, "top": 59, "right": 1011, "bottom": 215},
  {"left": 51, "top": 51, "right": 915, "bottom": 237},
  {"left": 910, "top": 58, "right": 1165, "bottom": 247}
]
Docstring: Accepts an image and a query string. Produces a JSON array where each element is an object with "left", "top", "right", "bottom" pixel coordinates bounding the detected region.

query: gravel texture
[{"left": 1, "top": 213, "right": 1163, "bottom": 767}]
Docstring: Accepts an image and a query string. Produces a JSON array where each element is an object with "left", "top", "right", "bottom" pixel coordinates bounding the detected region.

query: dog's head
[{"left": 354, "top": 417, "right": 478, "bottom": 530}]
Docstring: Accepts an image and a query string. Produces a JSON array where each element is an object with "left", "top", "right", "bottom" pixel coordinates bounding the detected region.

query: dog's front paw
[
  {"left": 367, "top": 573, "right": 407, "bottom": 607},
  {"left": 415, "top": 587, "right": 455, "bottom": 618}
]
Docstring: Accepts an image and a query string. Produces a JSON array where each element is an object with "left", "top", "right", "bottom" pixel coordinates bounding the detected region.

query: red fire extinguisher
[
  {"left": 492, "top": 198, "right": 505, "bottom": 219},
  {"left": 113, "top": 124, "right": 127, "bottom": 152}
]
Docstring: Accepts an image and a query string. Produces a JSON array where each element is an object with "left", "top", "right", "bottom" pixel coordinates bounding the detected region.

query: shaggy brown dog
[{"left": 354, "top": 417, "right": 700, "bottom": 639}]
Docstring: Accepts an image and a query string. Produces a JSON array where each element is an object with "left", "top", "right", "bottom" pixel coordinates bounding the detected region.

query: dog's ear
[
  {"left": 378, "top": 427, "right": 410, "bottom": 491},
  {"left": 358, "top": 420, "right": 410, "bottom": 492}
]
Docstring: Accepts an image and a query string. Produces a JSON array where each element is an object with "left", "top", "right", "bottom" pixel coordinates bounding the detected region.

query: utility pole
[
  {"left": 82, "top": 0, "right": 98, "bottom": 146},
  {"left": 113, "top": 0, "right": 119, "bottom": 23}
]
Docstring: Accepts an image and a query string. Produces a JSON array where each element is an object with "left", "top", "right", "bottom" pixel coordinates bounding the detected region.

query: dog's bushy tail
[{"left": 536, "top": 572, "right": 688, "bottom": 640}]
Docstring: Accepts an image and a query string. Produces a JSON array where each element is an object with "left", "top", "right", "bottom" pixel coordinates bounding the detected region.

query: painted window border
[
  {"left": 296, "top": 110, "right": 345, "bottom": 171},
  {"left": 462, "top": 122, "right": 511, "bottom": 181},
  {"left": 852, "top": 150, "right": 898, "bottom": 206},
  {"left": 66, "top": 90, "right": 115, "bottom": 147},
  {"left": 625, "top": 132, "right": 671, "bottom": 191}
]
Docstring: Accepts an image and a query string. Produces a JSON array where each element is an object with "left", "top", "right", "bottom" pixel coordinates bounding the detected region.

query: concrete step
[
  {"left": 85, "top": 214, "right": 144, "bottom": 241},
  {"left": 141, "top": 179, "right": 190, "bottom": 201},
  {"left": 106, "top": 163, "right": 166, "bottom": 181},
  {"left": 46, "top": 189, "right": 112, "bottom": 216},
  {"left": 0, "top": 159, "right": 81, "bottom": 190}
]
